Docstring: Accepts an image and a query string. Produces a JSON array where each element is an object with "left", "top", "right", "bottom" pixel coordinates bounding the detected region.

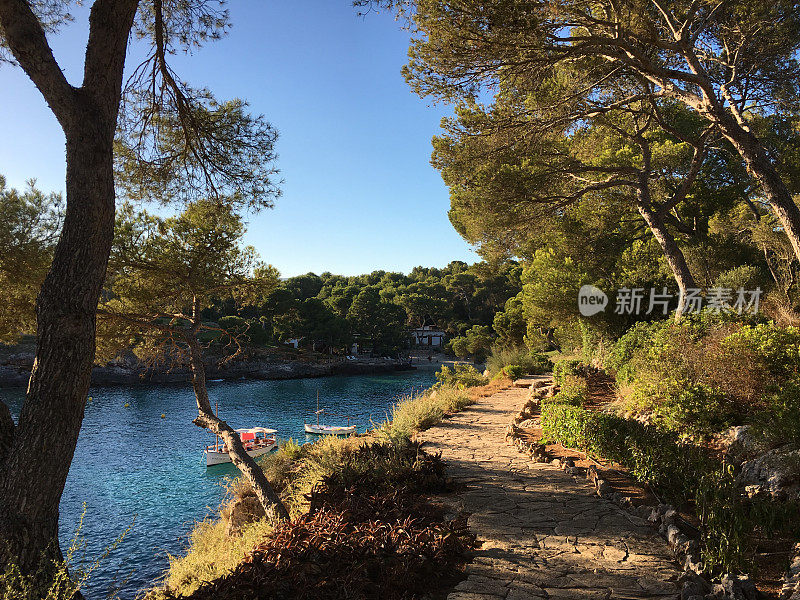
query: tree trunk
[
  {"left": 0, "top": 110, "right": 116, "bottom": 579},
  {"left": 637, "top": 203, "right": 697, "bottom": 320},
  {"left": 186, "top": 312, "right": 289, "bottom": 520},
  {"left": 716, "top": 114, "right": 800, "bottom": 266}
]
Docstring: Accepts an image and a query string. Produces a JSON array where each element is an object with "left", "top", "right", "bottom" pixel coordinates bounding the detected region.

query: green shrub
[
  {"left": 387, "top": 386, "right": 474, "bottom": 441},
  {"left": 552, "top": 358, "right": 592, "bottom": 385},
  {"left": 656, "top": 384, "right": 738, "bottom": 436},
  {"left": 543, "top": 374, "right": 587, "bottom": 407},
  {"left": 752, "top": 379, "right": 800, "bottom": 447},
  {"left": 712, "top": 265, "right": 768, "bottom": 293},
  {"left": 317, "top": 440, "right": 447, "bottom": 494},
  {"left": 540, "top": 403, "right": 713, "bottom": 503},
  {"left": 695, "top": 465, "right": 753, "bottom": 574},
  {"left": 501, "top": 364, "right": 525, "bottom": 380},
  {"left": 722, "top": 323, "right": 800, "bottom": 378},
  {"left": 609, "top": 317, "right": 794, "bottom": 436},
  {"left": 485, "top": 345, "right": 551, "bottom": 377},
  {"left": 605, "top": 320, "right": 667, "bottom": 383},
  {"left": 434, "top": 364, "right": 488, "bottom": 389}
]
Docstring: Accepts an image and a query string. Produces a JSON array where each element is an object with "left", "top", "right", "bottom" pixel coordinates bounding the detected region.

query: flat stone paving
[{"left": 419, "top": 375, "right": 681, "bottom": 600}]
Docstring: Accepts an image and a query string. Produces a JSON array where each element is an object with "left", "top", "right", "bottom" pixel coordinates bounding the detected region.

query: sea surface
[{"left": 1, "top": 369, "right": 437, "bottom": 599}]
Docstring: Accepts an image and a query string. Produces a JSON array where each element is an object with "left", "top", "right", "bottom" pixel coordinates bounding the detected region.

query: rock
[
  {"left": 710, "top": 574, "right": 757, "bottom": 600},
  {"left": 738, "top": 447, "right": 800, "bottom": 500},
  {"left": 223, "top": 494, "right": 266, "bottom": 536},
  {"left": 721, "top": 425, "right": 765, "bottom": 462},
  {"left": 666, "top": 524, "right": 681, "bottom": 545},
  {"left": 679, "top": 572, "right": 710, "bottom": 599}
]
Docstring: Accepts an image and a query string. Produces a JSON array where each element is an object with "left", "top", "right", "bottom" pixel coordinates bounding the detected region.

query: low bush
[
  {"left": 485, "top": 346, "right": 550, "bottom": 377},
  {"left": 552, "top": 358, "right": 582, "bottom": 384},
  {"left": 656, "top": 384, "right": 738, "bottom": 437},
  {"left": 168, "top": 481, "right": 471, "bottom": 600},
  {"left": 500, "top": 364, "right": 525, "bottom": 380},
  {"left": 543, "top": 374, "right": 587, "bottom": 407},
  {"left": 696, "top": 466, "right": 800, "bottom": 574},
  {"left": 540, "top": 403, "right": 713, "bottom": 502},
  {"left": 552, "top": 358, "right": 594, "bottom": 385},
  {"left": 609, "top": 316, "right": 798, "bottom": 437},
  {"left": 434, "top": 364, "right": 488, "bottom": 389},
  {"left": 162, "top": 515, "right": 274, "bottom": 596},
  {"left": 751, "top": 380, "right": 800, "bottom": 448},
  {"left": 722, "top": 323, "right": 800, "bottom": 379},
  {"left": 387, "top": 386, "right": 473, "bottom": 441},
  {"left": 605, "top": 320, "right": 667, "bottom": 384}
]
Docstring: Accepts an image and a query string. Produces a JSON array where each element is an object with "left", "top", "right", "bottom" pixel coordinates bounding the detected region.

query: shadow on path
[{"left": 419, "top": 378, "right": 681, "bottom": 600}]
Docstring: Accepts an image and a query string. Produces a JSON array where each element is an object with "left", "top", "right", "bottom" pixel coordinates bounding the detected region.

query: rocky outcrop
[{"left": 738, "top": 446, "right": 800, "bottom": 501}]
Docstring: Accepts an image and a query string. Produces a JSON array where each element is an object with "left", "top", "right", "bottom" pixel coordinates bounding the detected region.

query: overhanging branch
[{"left": 0, "top": 0, "right": 76, "bottom": 127}]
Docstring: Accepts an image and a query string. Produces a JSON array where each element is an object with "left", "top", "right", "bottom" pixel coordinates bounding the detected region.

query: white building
[{"left": 410, "top": 325, "right": 445, "bottom": 347}]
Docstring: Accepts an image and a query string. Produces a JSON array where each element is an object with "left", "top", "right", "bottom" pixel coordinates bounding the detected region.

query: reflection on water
[{"left": 1, "top": 369, "right": 436, "bottom": 599}]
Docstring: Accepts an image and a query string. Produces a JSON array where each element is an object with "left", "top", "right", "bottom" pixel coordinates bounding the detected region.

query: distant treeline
[{"left": 203, "top": 261, "right": 523, "bottom": 356}]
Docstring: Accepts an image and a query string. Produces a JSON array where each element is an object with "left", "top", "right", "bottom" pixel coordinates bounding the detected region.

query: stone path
[{"left": 419, "top": 376, "right": 681, "bottom": 600}]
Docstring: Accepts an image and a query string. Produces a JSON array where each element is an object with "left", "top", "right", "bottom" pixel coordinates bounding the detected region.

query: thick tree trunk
[
  {"left": 0, "top": 111, "right": 116, "bottom": 577},
  {"left": 186, "top": 308, "right": 289, "bottom": 520},
  {"left": 0, "top": 0, "right": 139, "bottom": 586},
  {"left": 716, "top": 114, "right": 800, "bottom": 266},
  {"left": 637, "top": 203, "right": 697, "bottom": 320}
]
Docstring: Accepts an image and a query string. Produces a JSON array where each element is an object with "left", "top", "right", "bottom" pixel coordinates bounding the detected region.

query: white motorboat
[
  {"left": 205, "top": 427, "right": 278, "bottom": 467},
  {"left": 304, "top": 423, "right": 357, "bottom": 435},
  {"left": 304, "top": 392, "right": 356, "bottom": 436}
]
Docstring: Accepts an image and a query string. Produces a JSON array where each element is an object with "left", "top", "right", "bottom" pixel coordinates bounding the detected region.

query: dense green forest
[{"left": 205, "top": 261, "right": 523, "bottom": 357}]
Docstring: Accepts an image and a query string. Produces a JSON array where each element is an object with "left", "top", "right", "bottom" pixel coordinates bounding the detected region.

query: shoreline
[{"left": 0, "top": 354, "right": 417, "bottom": 388}]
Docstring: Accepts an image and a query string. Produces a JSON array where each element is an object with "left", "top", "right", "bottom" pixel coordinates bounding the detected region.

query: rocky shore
[{"left": 0, "top": 347, "right": 414, "bottom": 387}]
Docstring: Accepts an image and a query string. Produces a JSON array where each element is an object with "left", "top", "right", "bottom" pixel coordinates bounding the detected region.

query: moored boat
[
  {"left": 205, "top": 427, "right": 278, "bottom": 466},
  {"left": 304, "top": 392, "right": 356, "bottom": 435},
  {"left": 304, "top": 423, "right": 357, "bottom": 435}
]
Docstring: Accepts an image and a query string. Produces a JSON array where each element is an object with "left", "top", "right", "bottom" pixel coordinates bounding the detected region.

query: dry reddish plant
[{"left": 171, "top": 482, "right": 472, "bottom": 600}]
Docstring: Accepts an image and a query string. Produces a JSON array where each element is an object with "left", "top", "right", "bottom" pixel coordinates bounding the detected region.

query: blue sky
[{"left": 0, "top": 1, "right": 479, "bottom": 277}]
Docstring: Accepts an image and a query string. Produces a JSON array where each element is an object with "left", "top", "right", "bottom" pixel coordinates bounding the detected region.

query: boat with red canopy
[{"left": 205, "top": 427, "right": 278, "bottom": 467}]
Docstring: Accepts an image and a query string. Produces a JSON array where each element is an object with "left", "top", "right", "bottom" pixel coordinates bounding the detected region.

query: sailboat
[{"left": 304, "top": 392, "right": 357, "bottom": 435}]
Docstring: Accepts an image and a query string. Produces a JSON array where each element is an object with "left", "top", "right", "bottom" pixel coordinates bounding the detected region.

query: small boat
[
  {"left": 304, "top": 423, "right": 357, "bottom": 435},
  {"left": 205, "top": 427, "right": 278, "bottom": 467},
  {"left": 304, "top": 392, "right": 356, "bottom": 436}
]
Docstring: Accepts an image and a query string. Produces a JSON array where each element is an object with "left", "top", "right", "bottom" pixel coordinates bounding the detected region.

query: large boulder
[
  {"left": 720, "top": 426, "right": 766, "bottom": 463},
  {"left": 738, "top": 446, "right": 800, "bottom": 501}
]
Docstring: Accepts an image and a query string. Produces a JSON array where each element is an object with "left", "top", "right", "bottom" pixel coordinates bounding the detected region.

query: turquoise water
[{"left": 1, "top": 370, "right": 436, "bottom": 599}]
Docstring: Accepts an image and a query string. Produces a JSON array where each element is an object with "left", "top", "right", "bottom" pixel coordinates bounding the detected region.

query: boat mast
[{"left": 215, "top": 400, "right": 219, "bottom": 452}]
